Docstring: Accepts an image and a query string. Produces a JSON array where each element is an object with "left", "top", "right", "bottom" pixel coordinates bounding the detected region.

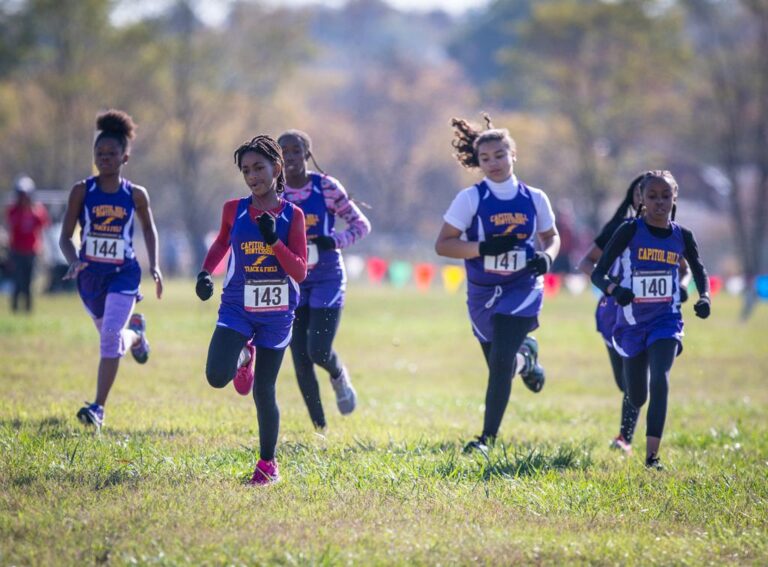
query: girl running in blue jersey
[
  {"left": 196, "top": 135, "right": 307, "bottom": 486},
  {"left": 591, "top": 170, "right": 710, "bottom": 469},
  {"left": 278, "top": 130, "right": 371, "bottom": 431},
  {"left": 578, "top": 175, "right": 645, "bottom": 454},
  {"left": 435, "top": 114, "right": 561, "bottom": 453},
  {"left": 59, "top": 109, "right": 163, "bottom": 428}
]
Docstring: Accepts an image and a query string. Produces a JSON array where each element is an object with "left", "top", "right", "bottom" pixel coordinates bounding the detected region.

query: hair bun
[{"left": 96, "top": 109, "right": 136, "bottom": 140}]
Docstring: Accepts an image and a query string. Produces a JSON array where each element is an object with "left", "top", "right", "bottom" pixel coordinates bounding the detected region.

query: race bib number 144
[{"left": 85, "top": 234, "right": 125, "bottom": 264}]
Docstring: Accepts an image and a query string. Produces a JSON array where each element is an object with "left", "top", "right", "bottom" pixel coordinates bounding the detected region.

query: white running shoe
[{"left": 330, "top": 367, "right": 357, "bottom": 415}]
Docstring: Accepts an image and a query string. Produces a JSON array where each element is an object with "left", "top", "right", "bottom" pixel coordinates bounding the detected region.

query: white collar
[{"left": 484, "top": 175, "right": 519, "bottom": 199}]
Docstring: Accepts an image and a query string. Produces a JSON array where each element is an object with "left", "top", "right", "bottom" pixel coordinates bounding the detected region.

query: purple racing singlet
[
  {"left": 217, "top": 197, "right": 300, "bottom": 348},
  {"left": 78, "top": 176, "right": 138, "bottom": 274},
  {"left": 464, "top": 180, "right": 542, "bottom": 342},
  {"left": 76, "top": 176, "right": 141, "bottom": 319},
  {"left": 612, "top": 218, "right": 685, "bottom": 357},
  {"left": 293, "top": 173, "right": 346, "bottom": 309}
]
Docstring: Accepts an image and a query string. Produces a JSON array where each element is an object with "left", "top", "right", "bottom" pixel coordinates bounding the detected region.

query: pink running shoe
[
  {"left": 249, "top": 459, "right": 279, "bottom": 486},
  {"left": 609, "top": 434, "right": 632, "bottom": 455},
  {"left": 233, "top": 343, "right": 255, "bottom": 396}
]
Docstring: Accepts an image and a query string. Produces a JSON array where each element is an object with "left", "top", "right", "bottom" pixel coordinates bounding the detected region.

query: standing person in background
[
  {"left": 196, "top": 135, "right": 307, "bottom": 486},
  {"left": 435, "top": 114, "right": 560, "bottom": 453},
  {"left": 5, "top": 174, "right": 49, "bottom": 313},
  {"left": 59, "top": 109, "right": 163, "bottom": 428},
  {"left": 591, "top": 170, "right": 710, "bottom": 469},
  {"left": 278, "top": 129, "right": 371, "bottom": 431}
]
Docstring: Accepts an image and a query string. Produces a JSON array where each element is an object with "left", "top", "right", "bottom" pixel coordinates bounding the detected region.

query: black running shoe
[
  {"left": 519, "top": 336, "right": 545, "bottom": 393},
  {"left": 645, "top": 454, "right": 663, "bottom": 470},
  {"left": 463, "top": 434, "right": 494, "bottom": 455}
]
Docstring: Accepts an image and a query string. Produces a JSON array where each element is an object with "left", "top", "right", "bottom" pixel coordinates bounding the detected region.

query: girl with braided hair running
[
  {"left": 196, "top": 135, "right": 307, "bottom": 485},
  {"left": 278, "top": 129, "right": 371, "bottom": 431}
]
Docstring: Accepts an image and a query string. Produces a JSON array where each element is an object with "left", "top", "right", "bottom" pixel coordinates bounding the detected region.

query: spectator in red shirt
[{"left": 5, "top": 175, "right": 49, "bottom": 312}]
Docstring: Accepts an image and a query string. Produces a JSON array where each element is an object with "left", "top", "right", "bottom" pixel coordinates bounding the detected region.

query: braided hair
[
  {"left": 635, "top": 170, "right": 679, "bottom": 220},
  {"left": 94, "top": 109, "right": 136, "bottom": 152},
  {"left": 450, "top": 113, "right": 516, "bottom": 169},
  {"left": 277, "top": 129, "right": 326, "bottom": 174},
  {"left": 605, "top": 172, "right": 647, "bottom": 227},
  {"left": 233, "top": 135, "right": 286, "bottom": 194}
]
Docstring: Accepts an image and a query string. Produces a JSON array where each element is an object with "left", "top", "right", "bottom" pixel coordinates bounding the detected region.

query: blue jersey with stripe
[
  {"left": 297, "top": 173, "right": 343, "bottom": 281},
  {"left": 464, "top": 180, "right": 538, "bottom": 288},
  {"left": 78, "top": 176, "right": 138, "bottom": 275},
  {"left": 614, "top": 218, "right": 685, "bottom": 328},
  {"left": 220, "top": 197, "right": 300, "bottom": 318}
]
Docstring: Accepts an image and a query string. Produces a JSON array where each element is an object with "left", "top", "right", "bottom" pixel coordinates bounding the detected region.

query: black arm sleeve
[
  {"left": 681, "top": 226, "right": 710, "bottom": 296},
  {"left": 590, "top": 221, "right": 637, "bottom": 294}
]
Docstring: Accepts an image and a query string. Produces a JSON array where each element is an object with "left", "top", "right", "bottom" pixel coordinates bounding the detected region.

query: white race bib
[
  {"left": 483, "top": 250, "right": 526, "bottom": 274},
  {"left": 307, "top": 243, "right": 319, "bottom": 269},
  {"left": 84, "top": 234, "right": 125, "bottom": 264},
  {"left": 631, "top": 270, "right": 674, "bottom": 303},
  {"left": 244, "top": 279, "right": 289, "bottom": 312}
]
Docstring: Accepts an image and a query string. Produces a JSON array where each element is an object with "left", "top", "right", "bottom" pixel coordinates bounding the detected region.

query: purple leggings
[{"left": 92, "top": 292, "right": 136, "bottom": 358}]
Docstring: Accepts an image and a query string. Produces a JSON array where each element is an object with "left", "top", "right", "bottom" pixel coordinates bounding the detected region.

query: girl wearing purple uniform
[
  {"left": 435, "top": 115, "right": 560, "bottom": 453},
  {"left": 578, "top": 175, "right": 644, "bottom": 453},
  {"left": 278, "top": 130, "right": 371, "bottom": 430},
  {"left": 195, "top": 135, "right": 307, "bottom": 486},
  {"left": 59, "top": 109, "right": 163, "bottom": 428},
  {"left": 591, "top": 170, "right": 710, "bottom": 469}
]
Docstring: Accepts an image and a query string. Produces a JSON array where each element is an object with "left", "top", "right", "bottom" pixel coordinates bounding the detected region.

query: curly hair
[
  {"left": 450, "top": 113, "right": 516, "bottom": 169},
  {"left": 277, "top": 129, "right": 326, "bottom": 174},
  {"left": 635, "top": 170, "right": 679, "bottom": 220},
  {"left": 94, "top": 109, "right": 136, "bottom": 152},
  {"left": 233, "top": 135, "right": 286, "bottom": 194}
]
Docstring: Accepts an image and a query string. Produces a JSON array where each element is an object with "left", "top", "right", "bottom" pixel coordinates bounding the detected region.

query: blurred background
[{"left": 0, "top": 0, "right": 766, "bottom": 315}]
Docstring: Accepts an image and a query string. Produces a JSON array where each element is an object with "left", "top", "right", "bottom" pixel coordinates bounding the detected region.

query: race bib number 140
[
  {"left": 85, "top": 234, "right": 125, "bottom": 264},
  {"left": 631, "top": 270, "right": 674, "bottom": 303},
  {"left": 244, "top": 279, "right": 290, "bottom": 312}
]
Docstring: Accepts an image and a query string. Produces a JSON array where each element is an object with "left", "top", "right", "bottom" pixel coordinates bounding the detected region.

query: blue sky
[{"left": 112, "top": 0, "right": 491, "bottom": 26}]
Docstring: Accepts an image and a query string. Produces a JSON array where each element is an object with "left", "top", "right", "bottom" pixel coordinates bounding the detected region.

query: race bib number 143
[{"left": 244, "top": 279, "right": 290, "bottom": 312}]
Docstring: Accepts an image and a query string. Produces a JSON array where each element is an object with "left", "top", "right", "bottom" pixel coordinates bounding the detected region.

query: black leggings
[
  {"left": 205, "top": 326, "right": 285, "bottom": 461},
  {"left": 289, "top": 305, "right": 343, "bottom": 428},
  {"left": 623, "top": 339, "right": 678, "bottom": 439},
  {"left": 607, "top": 345, "right": 640, "bottom": 443},
  {"left": 10, "top": 252, "right": 36, "bottom": 312},
  {"left": 478, "top": 313, "right": 535, "bottom": 439}
]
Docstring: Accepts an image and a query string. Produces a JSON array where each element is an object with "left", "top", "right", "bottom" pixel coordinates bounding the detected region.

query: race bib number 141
[{"left": 484, "top": 250, "right": 526, "bottom": 274}]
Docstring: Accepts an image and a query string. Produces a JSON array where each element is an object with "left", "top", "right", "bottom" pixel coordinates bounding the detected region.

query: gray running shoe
[
  {"left": 519, "top": 336, "right": 545, "bottom": 393},
  {"left": 330, "top": 367, "right": 357, "bottom": 415}
]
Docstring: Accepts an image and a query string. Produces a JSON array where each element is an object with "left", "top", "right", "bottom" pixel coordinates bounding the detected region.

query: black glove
[
  {"left": 679, "top": 285, "right": 689, "bottom": 303},
  {"left": 478, "top": 236, "right": 519, "bottom": 256},
  {"left": 526, "top": 251, "right": 552, "bottom": 276},
  {"left": 612, "top": 285, "right": 635, "bottom": 307},
  {"left": 257, "top": 213, "right": 278, "bottom": 245},
  {"left": 694, "top": 296, "right": 711, "bottom": 319},
  {"left": 196, "top": 270, "right": 213, "bottom": 301},
  {"left": 312, "top": 235, "right": 336, "bottom": 251}
]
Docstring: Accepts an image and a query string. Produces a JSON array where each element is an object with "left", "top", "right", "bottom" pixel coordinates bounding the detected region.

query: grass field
[{"left": 1, "top": 280, "right": 766, "bottom": 565}]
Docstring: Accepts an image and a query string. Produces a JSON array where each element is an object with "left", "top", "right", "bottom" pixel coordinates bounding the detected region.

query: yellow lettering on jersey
[
  {"left": 241, "top": 241, "right": 274, "bottom": 255},
  {"left": 638, "top": 247, "right": 679, "bottom": 265},
  {"left": 93, "top": 205, "right": 127, "bottom": 219},
  {"left": 305, "top": 214, "right": 320, "bottom": 229}
]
